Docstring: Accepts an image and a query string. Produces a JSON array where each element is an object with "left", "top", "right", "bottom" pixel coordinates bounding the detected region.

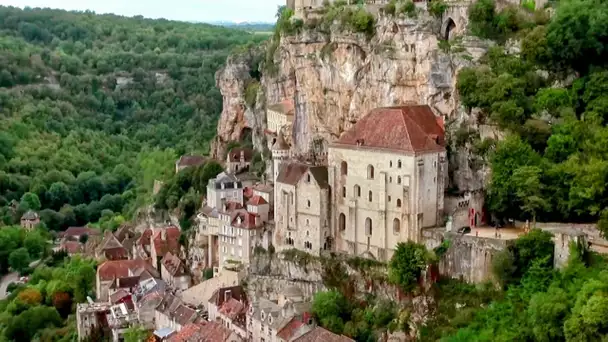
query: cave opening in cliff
[
  {"left": 443, "top": 18, "right": 457, "bottom": 40},
  {"left": 239, "top": 127, "right": 253, "bottom": 146}
]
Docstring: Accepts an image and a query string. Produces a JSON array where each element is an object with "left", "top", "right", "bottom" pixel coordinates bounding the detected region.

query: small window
[
  {"left": 339, "top": 213, "right": 346, "bottom": 231},
  {"left": 306, "top": 230, "right": 310, "bottom": 237},
  {"left": 341, "top": 161, "right": 348, "bottom": 176},
  {"left": 388, "top": 196, "right": 391, "bottom": 202},
  {"left": 354, "top": 185, "right": 361, "bottom": 197},
  {"left": 434, "top": 161, "right": 437, "bottom": 167},
  {"left": 390, "top": 161, "right": 393, "bottom": 167},
  {"left": 367, "top": 165, "right": 375, "bottom": 179},
  {"left": 389, "top": 177, "right": 392, "bottom": 183},
  {"left": 306, "top": 219, "right": 309, "bottom": 226},
  {"left": 368, "top": 191, "right": 373, "bottom": 202},
  {"left": 397, "top": 199, "right": 402, "bottom": 208},
  {"left": 307, "top": 174, "right": 311, "bottom": 182},
  {"left": 393, "top": 218, "right": 400, "bottom": 234},
  {"left": 307, "top": 200, "right": 311, "bottom": 207},
  {"left": 397, "top": 176, "right": 402, "bottom": 184},
  {"left": 365, "top": 218, "right": 372, "bottom": 236},
  {"left": 398, "top": 160, "right": 402, "bottom": 168},
  {"left": 342, "top": 187, "right": 346, "bottom": 198}
]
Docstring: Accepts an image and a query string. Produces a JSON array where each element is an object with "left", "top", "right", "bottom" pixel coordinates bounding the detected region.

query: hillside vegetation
[{"left": 0, "top": 6, "right": 266, "bottom": 231}]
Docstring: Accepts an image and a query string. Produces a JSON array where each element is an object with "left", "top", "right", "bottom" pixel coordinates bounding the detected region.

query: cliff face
[{"left": 214, "top": 10, "right": 491, "bottom": 190}]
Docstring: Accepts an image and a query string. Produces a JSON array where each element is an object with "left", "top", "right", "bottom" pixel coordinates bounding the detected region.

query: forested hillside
[{"left": 0, "top": 6, "right": 266, "bottom": 230}]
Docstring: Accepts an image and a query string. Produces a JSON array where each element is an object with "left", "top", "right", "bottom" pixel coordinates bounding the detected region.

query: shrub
[
  {"left": 244, "top": 80, "right": 259, "bottom": 108},
  {"left": 429, "top": 0, "right": 448, "bottom": 18},
  {"left": 398, "top": 1, "right": 417, "bottom": 18}
]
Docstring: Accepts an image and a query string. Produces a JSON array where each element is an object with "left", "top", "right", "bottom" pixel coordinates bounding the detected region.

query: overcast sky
[{"left": 0, "top": 0, "right": 282, "bottom": 22}]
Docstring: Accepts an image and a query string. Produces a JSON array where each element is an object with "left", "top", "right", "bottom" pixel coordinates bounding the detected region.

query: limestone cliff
[{"left": 213, "top": 9, "right": 492, "bottom": 190}]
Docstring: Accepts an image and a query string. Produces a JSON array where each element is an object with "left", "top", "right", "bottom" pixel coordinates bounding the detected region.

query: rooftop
[
  {"left": 176, "top": 155, "right": 207, "bottom": 167},
  {"left": 167, "top": 321, "right": 234, "bottom": 342},
  {"left": 248, "top": 195, "right": 268, "bottom": 206},
  {"left": 21, "top": 210, "right": 39, "bottom": 220},
  {"left": 97, "top": 259, "right": 158, "bottom": 281},
  {"left": 293, "top": 327, "right": 355, "bottom": 342},
  {"left": 276, "top": 163, "right": 329, "bottom": 188},
  {"left": 227, "top": 147, "right": 254, "bottom": 163},
  {"left": 334, "top": 105, "right": 445, "bottom": 154}
]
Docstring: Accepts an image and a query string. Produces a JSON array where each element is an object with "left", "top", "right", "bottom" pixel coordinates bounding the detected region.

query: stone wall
[
  {"left": 423, "top": 229, "right": 512, "bottom": 283},
  {"left": 245, "top": 251, "right": 401, "bottom": 302}
]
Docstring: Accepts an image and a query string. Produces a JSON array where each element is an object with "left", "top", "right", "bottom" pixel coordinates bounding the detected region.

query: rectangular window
[
  {"left": 231, "top": 247, "right": 234, "bottom": 255},
  {"left": 238, "top": 238, "right": 242, "bottom": 246},
  {"left": 238, "top": 249, "right": 242, "bottom": 257}
]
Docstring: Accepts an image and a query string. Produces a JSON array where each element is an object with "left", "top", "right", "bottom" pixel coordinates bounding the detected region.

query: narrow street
[{"left": 0, "top": 260, "right": 42, "bottom": 299}]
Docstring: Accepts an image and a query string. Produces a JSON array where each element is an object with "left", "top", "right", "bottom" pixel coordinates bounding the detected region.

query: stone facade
[
  {"left": 226, "top": 147, "right": 254, "bottom": 174},
  {"left": 328, "top": 105, "right": 447, "bottom": 261},
  {"left": 207, "top": 172, "right": 244, "bottom": 209},
  {"left": 267, "top": 100, "right": 294, "bottom": 134},
  {"left": 274, "top": 163, "right": 331, "bottom": 256}
]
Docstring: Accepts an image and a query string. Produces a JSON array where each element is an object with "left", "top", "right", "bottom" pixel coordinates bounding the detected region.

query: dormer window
[
  {"left": 306, "top": 174, "right": 311, "bottom": 182},
  {"left": 249, "top": 306, "right": 254, "bottom": 314},
  {"left": 261, "top": 311, "right": 265, "bottom": 320}
]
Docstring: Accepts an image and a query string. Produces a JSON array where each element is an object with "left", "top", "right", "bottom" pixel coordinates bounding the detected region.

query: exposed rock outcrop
[{"left": 214, "top": 10, "right": 492, "bottom": 190}]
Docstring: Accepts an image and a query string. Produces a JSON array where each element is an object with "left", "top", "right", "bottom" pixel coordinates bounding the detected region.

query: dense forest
[{"left": 0, "top": 6, "right": 267, "bottom": 232}]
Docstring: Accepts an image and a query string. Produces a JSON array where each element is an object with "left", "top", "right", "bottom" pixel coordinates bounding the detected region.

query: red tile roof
[
  {"left": 231, "top": 211, "right": 262, "bottom": 229},
  {"left": 335, "top": 105, "right": 445, "bottom": 154},
  {"left": 243, "top": 187, "right": 254, "bottom": 199},
  {"left": 293, "top": 327, "right": 354, "bottom": 342},
  {"left": 167, "top": 321, "right": 233, "bottom": 342},
  {"left": 62, "top": 227, "right": 100, "bottom": 238},
  {"left": 162, "top": 252, "right": 186, "bottom": 277},
  {"left": 61, "top": 241, "right": 82, "bottom": 254},
  {"left": 218, "top": 298, "right": 247, "bottom": 320},
  {"left": 248, "top": 195, "right": 268, "bottom": 206},
  {"left": 152, "top": 226, "right": 181, "bottom": 256},
  {"left": 109, "top": 289, "right": 131, "bottom": 304},
  {"left": 277, "top": 317, "right": 306, "bottom": 341},
  {"left": 97, "top": 259, "right": 156, "bottom": 281},
  {"left": 176, "top": 155, "right": 207, "bottom": 167},
  {"left": 138, "top": 229, "right": 153, "bottom": 247},
  {"left": 173, "top": 304, "right": 197, "bottom": 326}
]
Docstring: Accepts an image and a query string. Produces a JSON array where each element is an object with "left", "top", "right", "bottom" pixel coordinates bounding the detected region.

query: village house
[
  {"left": 133, "top": 277, "right": 167, "bottom": 330},
  {"left": 20, "top": 210, "right": 39, "bottom": 230},
  {"left": 207, "top": 172, "right": 244, "bottom": 209},
  {"left": 175, "top": 155, "right": 207, "bottom": 174},
  {"left": 208, "top": 286, "right": 248, "bottom": 339},
  {"left": 95, "top": 231, "right": 130, "bottom": 261},
  {"left": 291, "top": 327, "right": 355, "bottom": 342},
  {"left": 327, "top": 105, "right": 447, "bottom": 261},
  {"left": 197, "top": 201, "right": 245, "bottom": 270},
  {"left": 266, "top": 100, "right": 294, "bottom": 136},
  {"left": 96, "top": 259, "right": 159, "bottom": 302},
  {"left": 154, "top": 293, "right": 199, "bottom": 334},
  {"left": 76, "top": 302, "right": 141, "bottom": 342},
  {"left": 247, "top": 286, "right": 313, "bottom": 342},
  {"left": 226, "top": 147, "right": 254, "bottom": 174},
  {"left": 273, "top": 162, "right": 331, "bottom": 256},
  {"left": 59, "top": 240, "right": 83, "bottom": 256},
  {"left": 180, "top": 269, "right": 242, "bottom": 312},
  {"left": 60, "top": 226, "right": 101, "bottom": 242},
  {"left": 161, "top": 251, "right": 191, "bottom": 290},
  {"left": 253, "top": 183, "right": 274, "bottom": 206},
  {"left": 149, "top": 226, "right": 182, "bottom": 270}
]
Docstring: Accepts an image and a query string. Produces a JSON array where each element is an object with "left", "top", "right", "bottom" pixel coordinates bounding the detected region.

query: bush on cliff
[{"left": 388, "top": 241, "right": 430, "bottom": 293}]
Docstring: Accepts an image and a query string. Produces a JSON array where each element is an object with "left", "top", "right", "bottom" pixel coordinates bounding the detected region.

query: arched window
[
  {"left": 342, "top": 186, "right": 346, "bottom": 198},
  {"left": 367, "top": 165, "right": 374, "bottom": 179},
  {"left": 397, "top": 199, "right": 402, "bottom": 208},
  {"left": 398, "top": 160, "right": 402, "bottom": 168},
  {"left": 307, "top": 200, "right": 311, "bottom": 207},
  {"left": 307, "top": 174, "right": 311, "bottom": 182},
  {"left": 365, "top": 218, "right": 372, "bottom": 236},
  {"left": 390, "top": 161, "right": 393, "bottom": 167},
  {"left": 388, "top": 196, "right": 392, "bottom": 202},
  {"left": 389, "top": 177, "right": 392, "bottom": 183},
  {"left": 368, "top": 191, "right": 373, "bottom": 202},
  {"left": 393, "top": 218, "right": 400, "bottom": 234},
  {"left": 341, "top": 161, "right": 348, "bottom": 176},
  {"left": 397, "top": 176, "right": 402, "bottom": 184},
  {"left": 354, "top": 185, "right": 361, "bottom": 197},
  {"left": 339, "top": 213, "right": 346, "bottom": 231}
]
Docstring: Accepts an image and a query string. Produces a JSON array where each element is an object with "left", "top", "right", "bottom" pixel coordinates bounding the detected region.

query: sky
[{"left": 0, "top": 0, "right": 283, "bottom": 23}]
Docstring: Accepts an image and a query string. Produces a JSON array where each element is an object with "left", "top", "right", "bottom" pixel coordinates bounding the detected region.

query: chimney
[
  {"left": 224, "top": 289, "right": 232, "bottom": 303},
  {"left": 240, "top": 150, "right": 245, "bottom": 163}
]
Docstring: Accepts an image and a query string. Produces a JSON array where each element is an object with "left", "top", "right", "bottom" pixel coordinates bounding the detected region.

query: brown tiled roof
[
  {"left": 227, "top": 147, "right": 254, "bottom": 162},
  {"left": 276, "top": 163, "right": 329, "bottom": 188},
  {"left": 138, "top": 229, "right": 153, "bottom": 247},
  {"left": 110, "top": 276, "right": 140, "bottom": 290},
  {"left": 97, "top": 259, "right": 157, "bottom": 281},
  {"left": 173, "top": 304, "right": 197, "bottom": 326},
  {"left": 61, "top": 241, "right": 82, "bottom": 254},
  {"left": 219, "top": 298, "right": 246, "bottom": 320},
  {"left": 248, "top": 195, "right": 268, "bottom": 206},
  {"left": 167, "top": 321, "right": 233, "bottom": 342},
  {"left": 177, "top": 155, "right": 206, "bottom": 167},
  {"left": 253, "top": 183, "right": 273, "bottom": 193},
  {"left": 152, "top": 226, "right": 181, "bottom": 256},
  {"left": 109, "top": 289, "right": 131, "bottom": 304},
  {"left": 277, "top": 317, "right": 306, "bottom": 341},
  {"left": 335, "top": 105, "right": 445, "bottom": 154},
  {"left": 114, "top": 224, "right": 135, "bottom": 242},
  {"left": 293, "top": 327, "right": 354, "bottom": 342},
  {"left": 268, "top": 99, "right": 295, "bottom": 116},
  {"left": 272, "top": 131, "right": 290, "bottom": 150},
  {"left": 231, "top": 210, "right": 262, "bottom": 229},
  {"left": 21, "top": 210, "right": 39, "bottom": 220},
  {"left": 62, "top": 227, "right": 100, "bottom": 238}
]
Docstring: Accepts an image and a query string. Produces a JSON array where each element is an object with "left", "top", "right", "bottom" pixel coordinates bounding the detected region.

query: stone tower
[{"left": 271, "top": 132, "right": 290, "bottom": 183}]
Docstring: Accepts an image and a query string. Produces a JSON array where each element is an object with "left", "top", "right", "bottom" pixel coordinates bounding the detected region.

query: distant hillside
[{"left": 208, "top": 21, "right": 275, "bottom": 32}]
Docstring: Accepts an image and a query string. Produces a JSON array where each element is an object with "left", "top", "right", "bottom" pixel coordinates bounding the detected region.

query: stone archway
[{"left": 441, "top": 17, "right": 457, "bottom": 40}]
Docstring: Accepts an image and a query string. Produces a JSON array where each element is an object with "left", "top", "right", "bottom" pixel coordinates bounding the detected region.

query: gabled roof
[
  {"left": 272, "top": 131, "right": 290, "bottom": 150},
  {"left": 173, "top": 304, "right": 197, "bottom": 326},
  {"left": 277, "top": 317, "right": 306, "bottom": 341},
  {"left": 248, "top": 195, "right": 268, "bottom": 206},
  {"left": 176, "top": 155, "right": 206, "bottom": 167},
  {"left": 109, "top": 289, "right": 131, "bottom": 304},
  {"left": 276, "top": 163, "right": 329, "bottom": 188},
  {"left": 21, "top": 210, "right": 39, "bottom": 220},
  {"left": 167, "top": 321, "right": 234, "bottom": 342},
  {"left": 219, "top": 298, "right": 246, "bottom": 320},
  {"left": 62, "top": 227, "right": 100, "bottom": 238},
  {"left": 97, "top": 259, "right": 158, "bottom": 281},
  {"left": 152, "top": 226, "right": 181, "bottom": 256},
  {"left": 61, "top": 241, "right": 82, "bottom": 254},
  {"left": 231, "top": 210, "right": 262, "bottom": 229},
  {"left": 97, "top": 232, "right": 124, "bottom": 252},
  {"left": 334, "top": 105, "right": 445, "bottom": 154},
  {"left": 138, "top": 229, "right": 153, "bottom": 247},
  {"left": 268, "top": 99, "right": 295, "bottom": 116},
  {"left": 227, "top": 147, "right": 254, "bottom": 162},
  {"left": 292, "top": 327, "right": 354, "bottom": 342}
]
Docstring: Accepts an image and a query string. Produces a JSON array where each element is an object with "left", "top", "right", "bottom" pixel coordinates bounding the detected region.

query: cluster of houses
[{"left": 55, "top": 98, "right": 483, "bottom": 341}]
